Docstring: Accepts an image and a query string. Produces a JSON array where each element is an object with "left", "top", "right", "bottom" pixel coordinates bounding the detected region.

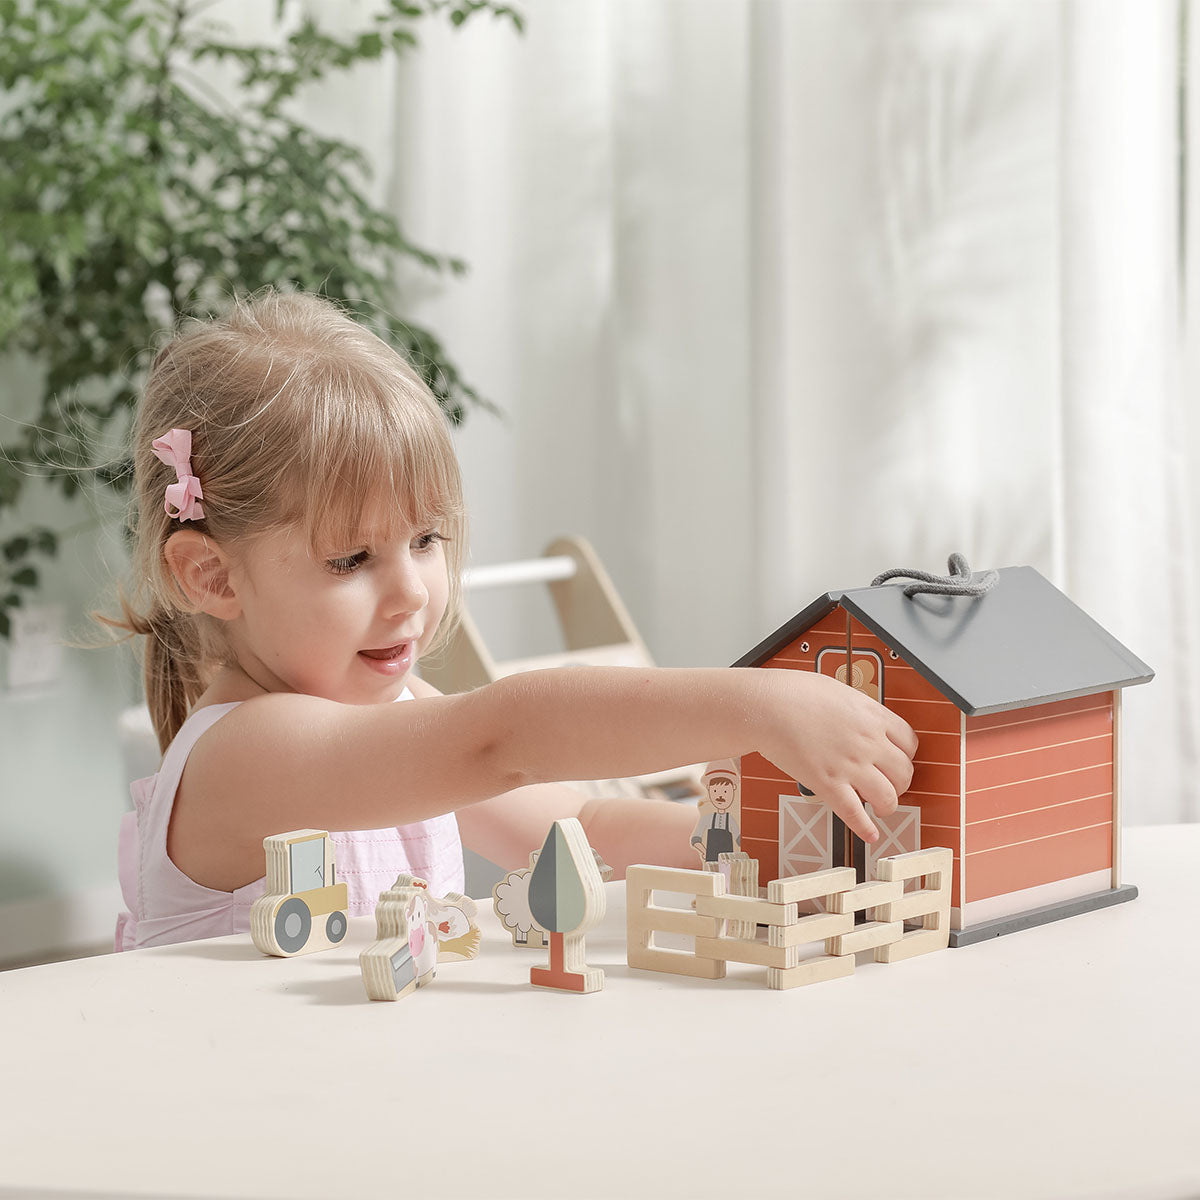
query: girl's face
[{"left": 224, "top": 509, "right": 450, "bottom": 705}]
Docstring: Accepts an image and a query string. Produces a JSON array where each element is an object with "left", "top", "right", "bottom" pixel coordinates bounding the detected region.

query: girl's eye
[
  {"left": 327, "top": 551, "right": 370, "bottom": 575},
  {"left": 415, "top": 531, "right": 447, "bottom": 552}
]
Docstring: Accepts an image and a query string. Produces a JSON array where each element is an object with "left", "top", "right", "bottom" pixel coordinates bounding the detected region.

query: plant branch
[{"left": 0, "top": 0, "right": 524, "bottom": 638}]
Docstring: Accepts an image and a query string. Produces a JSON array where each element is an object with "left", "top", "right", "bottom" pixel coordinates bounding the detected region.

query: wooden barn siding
[
  {"left": 740, "top": 609, "right": 964, "bottom": 906},
  {"left": 845, "top": 617, "right": 963, "bottom": 906},
  {"left": 963, "top": 693, "right": 1114, "bottom": 903},
  {"left": 740, "top": 609, "right": 844, "bottom": 878}
]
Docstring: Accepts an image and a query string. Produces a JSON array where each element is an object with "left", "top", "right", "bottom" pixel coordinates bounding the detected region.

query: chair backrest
[
  {"left": 420, "top": 535, "right": 703, "bottom": 803},
  {"left": 420, "top": 535, "right": 655, "bottom": 693}
]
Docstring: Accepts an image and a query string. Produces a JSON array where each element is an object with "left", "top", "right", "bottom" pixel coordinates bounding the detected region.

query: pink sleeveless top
[{"left": 114, "top": 688, "right": 464, "bottom": 951}]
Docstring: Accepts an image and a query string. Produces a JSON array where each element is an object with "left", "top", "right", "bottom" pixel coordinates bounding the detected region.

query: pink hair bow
[{"left": 151, "top": 428, "right": 206, "bottom": 522}]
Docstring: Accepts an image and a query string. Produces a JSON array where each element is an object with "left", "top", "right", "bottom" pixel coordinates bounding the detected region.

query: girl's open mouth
[{"left": 358, "top": 642, "right": 414, "bottom": 674}]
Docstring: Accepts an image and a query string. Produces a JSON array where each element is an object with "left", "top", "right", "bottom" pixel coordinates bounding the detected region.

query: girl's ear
[{"left": 163, "top": 530, "right": 241, "bottom": 621}]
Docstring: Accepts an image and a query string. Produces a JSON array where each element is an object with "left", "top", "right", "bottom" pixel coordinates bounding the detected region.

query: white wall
[
  {"left": 0, "top": 360, "right": 134, "bottom": 959},
  {"left": 386, "top": 0, "right": 1194, "bottom": 824},
  {"left": 390, "top": 1, "right": 758, "bottom": 669}
]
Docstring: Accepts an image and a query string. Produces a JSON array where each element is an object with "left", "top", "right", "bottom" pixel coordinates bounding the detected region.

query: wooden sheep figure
[
  {"left": 494, "top": 846, "right": 612, "bottom": 950},
  {"left": 493, "top": 862, "right": 549, "bottom": 950},
  {"left": 731, "top": 556, "right": 1153, "bottom": 946}
]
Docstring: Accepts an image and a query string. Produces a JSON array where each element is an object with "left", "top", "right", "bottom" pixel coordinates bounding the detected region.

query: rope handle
[{"left": 870, "top": 553, "right": 998, "bottom": 598}]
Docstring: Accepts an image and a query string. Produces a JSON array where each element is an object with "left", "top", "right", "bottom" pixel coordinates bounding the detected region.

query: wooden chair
[{"left": 420, "top": 535, "right": 704, "bottom": 803}]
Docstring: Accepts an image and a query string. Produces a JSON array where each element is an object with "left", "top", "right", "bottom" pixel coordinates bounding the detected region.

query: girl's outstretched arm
[
  {"left": 420, "top": 673, "right": 701, "bottom": 876},
  {"left": 454, "top": 782, "right": 700, "bottom": 877},
  {"left": 454, "top": 666, "right": 916, "bottom": 847},
  {"left": 173, "top": 666, "right": 916, "bottom": 891}
]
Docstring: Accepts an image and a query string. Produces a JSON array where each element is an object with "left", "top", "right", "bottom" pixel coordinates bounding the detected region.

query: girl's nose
[{"left": 386, "top": 555, "right": 428, "bottom": 616}]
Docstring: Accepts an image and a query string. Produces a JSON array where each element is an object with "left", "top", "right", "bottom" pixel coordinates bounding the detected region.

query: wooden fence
[{"left": 626, "top": 847, "right": 953, "bottom": 991}]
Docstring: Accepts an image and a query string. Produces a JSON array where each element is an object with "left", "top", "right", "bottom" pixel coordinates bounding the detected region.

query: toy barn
[{"left": 732, "top": 564, "right": 1153, "bottom": 946}]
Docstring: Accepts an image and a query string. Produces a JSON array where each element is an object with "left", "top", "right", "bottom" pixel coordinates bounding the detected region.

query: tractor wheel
[
  {"left": 274, "top": 897, "right": 312, "bottom": 954},
  {"left": 326, "top": 910, "right": 348, "bottom": 944}
]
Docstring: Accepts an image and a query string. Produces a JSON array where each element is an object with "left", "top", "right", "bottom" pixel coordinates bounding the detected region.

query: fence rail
[{"left": 626, "top": 847, "right": 953, "bottom": 992}]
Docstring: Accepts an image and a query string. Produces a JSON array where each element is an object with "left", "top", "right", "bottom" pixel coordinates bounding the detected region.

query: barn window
[{"left": 818, "top": 645, "right": 886, "bottom": 704}]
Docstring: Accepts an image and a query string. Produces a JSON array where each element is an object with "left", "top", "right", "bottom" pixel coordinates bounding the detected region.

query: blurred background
[{"left": 1, "top": 0, "right": 1197, "bottom": 965}]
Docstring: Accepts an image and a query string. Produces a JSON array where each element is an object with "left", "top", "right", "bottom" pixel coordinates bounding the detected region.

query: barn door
[
  {"left": 778, "top": 795, "right": 834, "bottom": 913},
  {"left": 864, "top": 805, "right": 922, "bottom": 893},
  {"left": 778, "top": 796, "right": 833, "bottom": 878}
]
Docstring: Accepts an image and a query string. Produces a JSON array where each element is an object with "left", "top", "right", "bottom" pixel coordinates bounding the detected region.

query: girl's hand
[{"left": 757, "top": 670, "right": 918, "bottom": 844}]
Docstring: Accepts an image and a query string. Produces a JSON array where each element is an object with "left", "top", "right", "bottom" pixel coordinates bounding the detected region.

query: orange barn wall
[
  {"left": 740, "top": 609, "right": 844, "bottom": 878},
  {"left": 740, "top": 608, "right": 965, "bottom": 908},
  {"left": 963, "top": 693, "right": 1114, "bottom": 904},
  {"left": 845, "top": 616, "right": 963, "bottom": 907}
]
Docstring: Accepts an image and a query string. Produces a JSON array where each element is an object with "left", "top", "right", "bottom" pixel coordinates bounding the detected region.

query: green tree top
[{"left": 0, "top": 0, "right": 519, "bottom": 637}]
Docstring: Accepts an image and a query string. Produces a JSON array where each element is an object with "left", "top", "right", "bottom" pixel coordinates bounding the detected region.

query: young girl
[{"left": 109, "top": 291, "right": 916, "bottom": 950}]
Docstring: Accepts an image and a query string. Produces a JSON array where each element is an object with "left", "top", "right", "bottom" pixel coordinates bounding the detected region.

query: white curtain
[
  {"left": 346, "top": 0, "right": 1196, "bottom": 823},
  {"left": 1060, "top": 0, "right": 1196, "bottom": 822},
  {"left": 388, "top": 1, "right": 757, "bottom": 669}
]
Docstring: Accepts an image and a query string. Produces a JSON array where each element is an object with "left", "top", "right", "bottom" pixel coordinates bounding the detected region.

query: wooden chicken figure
[{"left": 430, "top": 893, "right": 482, "bottom": 961}]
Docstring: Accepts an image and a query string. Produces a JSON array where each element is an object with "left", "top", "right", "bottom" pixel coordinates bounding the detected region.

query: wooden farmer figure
[{"left": 691, "top": 759, "right": 741, "bottom": 866}]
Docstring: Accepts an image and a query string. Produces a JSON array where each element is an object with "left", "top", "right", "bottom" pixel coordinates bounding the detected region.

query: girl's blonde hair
[{"left": 106, "top": 290, "right": 466, "bottom": 752}]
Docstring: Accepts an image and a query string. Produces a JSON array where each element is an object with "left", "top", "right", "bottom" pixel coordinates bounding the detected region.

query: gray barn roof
[{"left": 732, "top": 566, "right": 1153, "bottom": 716}]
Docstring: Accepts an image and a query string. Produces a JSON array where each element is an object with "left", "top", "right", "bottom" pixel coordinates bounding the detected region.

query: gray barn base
[{"left": 949, "top": 883, "right": 1139, "bottom": 948}]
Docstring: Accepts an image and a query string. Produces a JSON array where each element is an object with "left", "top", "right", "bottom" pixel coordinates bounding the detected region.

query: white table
[{"left": 1, "top": 825, "right": 1197, "bottom": 1200}]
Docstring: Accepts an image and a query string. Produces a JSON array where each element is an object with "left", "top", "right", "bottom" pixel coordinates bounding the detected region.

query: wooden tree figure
[{"left": 527, "top": 819, "right": 606, "bottom": 994}]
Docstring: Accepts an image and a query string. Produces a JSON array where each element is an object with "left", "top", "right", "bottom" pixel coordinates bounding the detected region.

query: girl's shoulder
[
  {"left": 187, "top": 681, "right": 430, "bottom": 773},
  {"left": 192, "top": 690, "right": 339, "bottom": 744},
  {"left": 181, "top": 686, "right": 348, "bottom": 791},
  {"left": 185, "top": 668, "right": 356, "bottom": 741},
  {"left": 181, "top": 671, "right": 439, "bottom": 802},
  {"left": 169, "top": 691, "right": 355, "bottom": 891},
  {"left": 406, "top": 673, "right": 443, "bottom": 699}
]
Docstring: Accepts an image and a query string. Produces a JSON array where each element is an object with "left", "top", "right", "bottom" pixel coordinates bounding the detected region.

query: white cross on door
[
  {"left": 865, "top": 805, "right": 921, "bottom": 893},
  {"left": 779, "top": 796, "right": 832, "bottom": 877}
]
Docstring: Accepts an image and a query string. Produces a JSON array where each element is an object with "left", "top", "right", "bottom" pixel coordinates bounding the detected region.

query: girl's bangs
[{"left": 293, "top": 376, "right": 463, "bottom": 556}]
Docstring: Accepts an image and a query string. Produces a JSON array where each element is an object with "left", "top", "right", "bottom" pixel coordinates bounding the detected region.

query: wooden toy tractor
[{"left": 250, "top": 830, "right": 349, "bottom": 957}]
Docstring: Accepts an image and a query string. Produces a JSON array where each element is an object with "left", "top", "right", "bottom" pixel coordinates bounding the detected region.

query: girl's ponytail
[
  {"left": 142, "top": 608, "right": 206, "bottom": 753},
  {"left": 97, "top": 597, "right": 208, "bottom": 753}
]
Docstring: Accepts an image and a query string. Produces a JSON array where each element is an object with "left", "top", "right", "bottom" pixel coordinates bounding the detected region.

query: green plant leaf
[{"left": 0, "top": 0, "right": 523, "bottom": 639}]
